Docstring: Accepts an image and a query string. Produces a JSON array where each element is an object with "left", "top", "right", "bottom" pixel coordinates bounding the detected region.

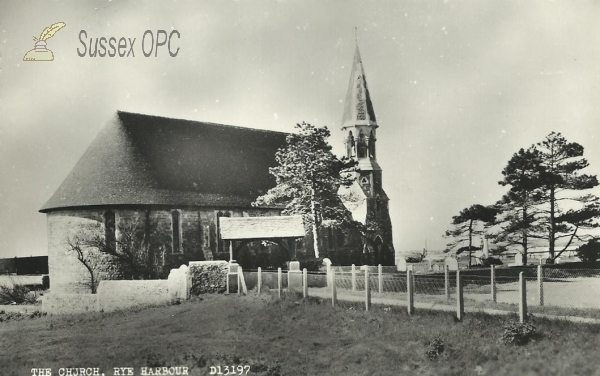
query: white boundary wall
[{"left": 42, "top": 264, "right": 192, "bottom": 315}]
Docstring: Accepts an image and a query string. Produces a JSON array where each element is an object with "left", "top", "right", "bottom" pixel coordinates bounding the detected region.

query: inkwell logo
[{"left": 23, "top": 22, "right": 66, "bottom": 61}]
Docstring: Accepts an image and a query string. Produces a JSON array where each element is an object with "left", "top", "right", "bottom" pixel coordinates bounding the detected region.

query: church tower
[{"left": 340, "top": 45, "right": 395, "bottom": 265}]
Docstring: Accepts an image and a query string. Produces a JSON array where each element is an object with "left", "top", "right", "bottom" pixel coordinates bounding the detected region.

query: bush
[
  {"left": 501, "top": 321, "right": 537, "bottom": 345},
  {"left": 481, "top": 257, "right": 503, "bottom": 267},
  {"left": 576, "top": 240, "right": 600, "bottom": 262},
  {"left": 299, "top": 258, "right": 323, "bottom": 272},
  {"left": 0, "top": 284, "right": 38, "bottom": 305},
  {"left": 0, "top": 310, "right": 46, "bottom": 323},
  {"left": 426, "top": 337, "right": 445, "bottom": 360},
  {"left": 189, "top": 261, "right": 228, "bottom": 295}
]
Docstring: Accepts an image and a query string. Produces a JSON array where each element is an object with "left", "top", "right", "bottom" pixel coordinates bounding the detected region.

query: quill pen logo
[{"left": 23, "top": 22, "right": 66, "bottom": 61}]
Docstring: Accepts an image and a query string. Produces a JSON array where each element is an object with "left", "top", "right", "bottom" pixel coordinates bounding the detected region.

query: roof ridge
[{"left": 116, "top": 110, "right": 290, "bottom": 136}]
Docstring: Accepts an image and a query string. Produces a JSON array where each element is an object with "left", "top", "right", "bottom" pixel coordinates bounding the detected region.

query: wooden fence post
[
  {"left": 407, "top": 269, "right": 414, "bottom": 315},
  {"left": 331, "top": 269, "right": 337, "bottom": 307},
  {"left": 302, "top": 268, "right": 308, "bottom": 298},
  {"left": 351, "top": 264, "right": 356, "bottom": 292},
  {"left": 237, "top": 268, "right": 241, "bottom": 295},
  {"left": 491, "top": 265, "right": 496, "bottom": 303},
  {"left": 277, "top": 267, "right": 282, "bottom": 299},
  {"left": 537, "top": 264, "right": 544, "bottom": 306},
  {"left": 456, "top": 270, "right": 464, "bottom": 321},
  {"left": 326, "top": 263, "right": 332, "bottom": 288},
  {"left": 519, "top": 271, "right": 527, "bottom": 323},
  {"left": 378, "top": 264, "right": 383, "bottom": 294},
  {"left": 257, "top": 267, "right": 262, "bottom": 295},
  {"left": 365, "top": 268, "right": 371, "bottom": 311},
  {"left": 444, "top": 264, "right": 450, "bottom": 299}
]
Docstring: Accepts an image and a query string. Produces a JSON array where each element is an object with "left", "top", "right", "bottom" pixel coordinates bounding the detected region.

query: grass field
[{"left": 1, "top": 293, "right": 600, "bottom": 376}]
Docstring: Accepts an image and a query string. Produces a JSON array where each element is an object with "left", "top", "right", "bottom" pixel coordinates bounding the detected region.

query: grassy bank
[{"left": 1, "top": 293, "right": 599, "bottom": 375}]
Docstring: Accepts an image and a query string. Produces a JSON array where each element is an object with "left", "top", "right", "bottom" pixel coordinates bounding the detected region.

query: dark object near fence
[
  {"left": 299, "top": 258, "right": 323, "bottom": 272},
  {"left": 426, "top": 338, "right": 445, "bottom": 360},
  {"left": 576, "top": 240, "right": 600, "bottom": 263},
  {"left": 501, "top": 321, "right": 537, "bottom": 345},
  {"left": 481, "top": 257, "right": 503, "bottom": 267}
]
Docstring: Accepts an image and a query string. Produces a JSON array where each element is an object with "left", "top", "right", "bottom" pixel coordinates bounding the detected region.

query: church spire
[
  {"left": 341, "top": 44, "right": 380, "bottom": 174},
  {"left": 341, "top": 45, "right": 377, "bottom": 130}
]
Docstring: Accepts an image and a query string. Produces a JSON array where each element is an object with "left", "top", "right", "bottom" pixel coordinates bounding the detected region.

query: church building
[
  {"left": 40, "top": 45, "right": 395, "bottom": 293},
  {"left": 324, "top": 45, "right": 395, "bottom": 266}
]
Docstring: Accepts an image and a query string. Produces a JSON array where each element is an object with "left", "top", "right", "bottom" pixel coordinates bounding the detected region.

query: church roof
[
  {"left": 219, "top": 216, "right": 305, "bottom": 240},
  {"left": 341, "top": 46, "right": 378, "bottom": 130},
  {"left": 40, "top": 111, "right": 288, "bottom": 212}
]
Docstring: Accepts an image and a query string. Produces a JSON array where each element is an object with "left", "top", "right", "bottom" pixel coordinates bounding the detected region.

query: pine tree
[
  {"left": 253, "top": 122, "right": 357, "bottom": 259},
  {"left": 533, "top": 132, "right": 600, "bottom": 260},
  {"left": 494, "top": 147, "right": 546, "bottom": 265},
  {"left": 494, "top": 134, "right": 600, "bottom": 263},
  {"left": 445, "top": 204, "right": 497, "bottom": 267}
]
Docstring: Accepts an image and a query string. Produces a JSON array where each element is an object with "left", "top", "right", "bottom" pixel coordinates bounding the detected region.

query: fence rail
[{"left": 241, "top": 264, "right": 600, "bottom": 321}]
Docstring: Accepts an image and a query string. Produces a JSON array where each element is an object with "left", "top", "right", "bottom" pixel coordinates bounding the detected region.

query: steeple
[
  {"left": 342, "top": 44, "right": 381, "bottom": 189},
  {"left": 341, "top": 45, "right": 378, "bottom": 130},
  {"left": 337, "top": 38, "right": 395, "bottom": 266}
]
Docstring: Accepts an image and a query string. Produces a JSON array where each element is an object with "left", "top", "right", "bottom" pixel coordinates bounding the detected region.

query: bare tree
[
  {"left": 65, "top": 230, "right": 103, "bottom": 293},
  {"left": 65, "top": 214, "right": 171, "bottom": 284}
]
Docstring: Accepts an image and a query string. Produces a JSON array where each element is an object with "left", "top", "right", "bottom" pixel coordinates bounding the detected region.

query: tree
[
  {"left": 65, "top": 229, "right": 103, "bottom": 293},
  {"left": 532, "top": 132, "right": 600, "bottom": 260},
  {"left": 65, "top": 214, "right": 172, "bottom": 285},
  {"left": 253, "top": 122, "right": 357, "bottom": 258},
  {"left": 576, "top": 239, "right": 600, "bottom": 262},
  {"left": 445, "top": 204, "right": 497, "bottom": 267},
  {"left": 493, "top": 134, "right": 600, "bottom": 263},
  {"left": 494, "top": 147, "right": 546, "bottom": 265}
]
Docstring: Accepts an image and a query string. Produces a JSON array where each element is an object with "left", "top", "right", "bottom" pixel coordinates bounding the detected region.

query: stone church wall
[
  {"left": 47, "top": 210, "right": 112, "bottom": 294},
  {"left": 46, "top": 206, "right": 281, "bottom": 294}
]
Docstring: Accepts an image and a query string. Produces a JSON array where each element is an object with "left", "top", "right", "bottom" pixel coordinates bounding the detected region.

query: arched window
[
  {"left": 357, "top": 130, "right": 367, "bottom": 158},
  {"left": 369, "top": 130, "right": 376, "bottom": 159},
  {"left": 104, "top": 211, "right": 116, "bottom": 251},
  {"left": 172, "top": 211, "right": 182, "bottom": 254},
  {"left": 347, "top": 131, "right": 355, "bottom": 158}
]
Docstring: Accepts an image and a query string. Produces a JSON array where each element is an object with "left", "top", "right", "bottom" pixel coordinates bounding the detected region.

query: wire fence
[{"left": 242, "top": 265, "right": 600, "bottom": 319}]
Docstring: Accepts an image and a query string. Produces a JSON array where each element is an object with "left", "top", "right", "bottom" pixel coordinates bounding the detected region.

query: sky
[{"left": 1, "top": 0, "right": 599, "bottom": 258}]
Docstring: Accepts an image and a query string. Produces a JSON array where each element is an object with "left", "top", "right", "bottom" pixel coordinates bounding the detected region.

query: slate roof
[
  {"left": 341, "top": 45, "right": 378, "bottom": 130},
  {"left": 40, "top": 111, "right": 288, "bottom": 212},
  {"left": 219, "top": 216, "right": 305, "bottom": 240}
]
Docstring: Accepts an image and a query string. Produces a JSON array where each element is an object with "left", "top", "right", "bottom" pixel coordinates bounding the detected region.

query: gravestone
[
  {"left": 168, "top": 264, "right": 190, "bottom": 302},
  {"left": 396, "top": 257, "right": 407, "bottom": 272},
  {"left": 168, "top": 267, "right": 182, "bottom": 302},
  {"left": 179, "top": 264, "right": 190, "bottom": 300},
  {"left": 445, "top": 257, "right": 458, "bottom": 271},
  {"left": 514, "top": 253, "right": 523, "bottom": 266},
  {"left": 288, "top": 261, "right": 302, "bottom": 292},
  {"left": 227, "top": 262, "right": 239, "bottom": 294}
]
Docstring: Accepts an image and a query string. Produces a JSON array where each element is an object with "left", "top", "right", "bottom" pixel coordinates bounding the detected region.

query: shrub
[
  {"left": 501, "top": 321, "right": 537, "bottom": 345},
  {"left": 426, "top": 337, "right": 445, "bottom": 360},
  {"left": 189, "top": 261, "right": 228, "bottom": 295},
  {"left": 299, "top": 258, "right": 323, "bottom": 272},
  {"left": 0, "top": 284, "right": 38, "bottom": 305},
  {"left": 481, "top": 257, "right": 503, "bottom": 267},
  {"left": 576, "top": 240, "right": 600, "bottom": 263},
  {"left": 0, "top": 310, "right": 46, "bottom": 323}
]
